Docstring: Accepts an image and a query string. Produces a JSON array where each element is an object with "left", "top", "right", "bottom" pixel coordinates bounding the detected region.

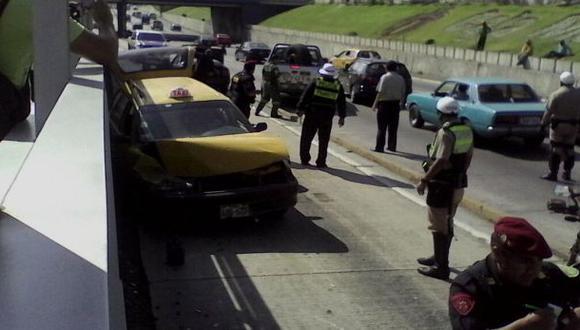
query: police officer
[
  {"left": 255, "top": 59, "right": 281, "bottom": 118},
  {"left": 450, "top": 216, "right": 580, "bottom": 330},
  {"left": 297, "top": 63, "right": 346, "bottom": 168},
  {"left": 416, "top": 97, "right": 474, "bottom": 280},
  {"left": 228, "top": 61, "right": 257, "bottom": 119},
  {"left": 541, "top": 71, "right": 580, "bottom": 182}
]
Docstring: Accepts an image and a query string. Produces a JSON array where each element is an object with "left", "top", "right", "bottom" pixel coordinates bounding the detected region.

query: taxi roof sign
[{"left": 170, "top": 87, "right": 191, "bottom": 99}]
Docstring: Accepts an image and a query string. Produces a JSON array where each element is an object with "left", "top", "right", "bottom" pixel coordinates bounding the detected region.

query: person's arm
[
  {"left": 70, "top": 0, "right": 118, "bottom": 70},
  {"left": 337, "top": 84, "right": 346, "bottom": 118},
  {"left": 417, "top": 130, "right": 452, "bottom": 195},
  {"left": 541, "top": 95, "right": 555, "bottom": 126},
  {"left": 372, "top": 74, "right": 386, "bottom": 111},
  {"left": 297, "top": 81, "right": 315, "bottom": 115}
]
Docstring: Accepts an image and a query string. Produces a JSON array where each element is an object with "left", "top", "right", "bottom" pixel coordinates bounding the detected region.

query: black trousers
[
  {"left": 235, "top": 101, "right": 251, "bottom": 119},
  {"left": 300, "top": 111, "right": 333, "bottom": 165},
  {"left": 375, "top": 100, "right": 400, "bottom": 151}
]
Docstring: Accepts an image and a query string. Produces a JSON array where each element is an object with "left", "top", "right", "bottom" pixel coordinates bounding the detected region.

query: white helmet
[
  {"left": 436, "top": 96, "right": 460, "bottom": 114},
  {"left": 319, "top": 63, "right": 338, "bottom": 77},
  {"left": 560, "top": 71, "right": 576, "bottom": 85}
]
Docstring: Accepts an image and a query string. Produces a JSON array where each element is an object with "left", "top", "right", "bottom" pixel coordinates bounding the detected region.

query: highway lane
[
  {"left": 117, "top": 112, "right": 493, "bottom": 329},
  {"left": 222, "top": 51, "right": 579, "bottom": 256}
]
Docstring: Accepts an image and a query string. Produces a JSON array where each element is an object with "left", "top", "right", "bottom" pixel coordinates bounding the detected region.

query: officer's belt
[{"left": 551, "top": 118, "right": 580, "bottom": 127}]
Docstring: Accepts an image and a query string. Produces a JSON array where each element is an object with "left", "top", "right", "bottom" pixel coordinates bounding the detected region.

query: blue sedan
[{"left": 406, "top": 77, "right": 547, "bottom": 145}]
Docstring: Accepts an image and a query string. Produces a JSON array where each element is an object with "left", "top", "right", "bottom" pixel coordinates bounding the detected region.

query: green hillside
[
  {"left": 166, "top": 7, "right": 211, "bottom": 21},
  {"left": 260, "top": 4, "right": 580, "bottom": 61}
]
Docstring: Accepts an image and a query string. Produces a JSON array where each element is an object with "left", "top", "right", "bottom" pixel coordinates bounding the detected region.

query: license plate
[
  {"left": 520, "top": 117, "right": 540, "bottom": 125},
  {"left": 220, "top": 204, "right": 250, "bottom": 219}
]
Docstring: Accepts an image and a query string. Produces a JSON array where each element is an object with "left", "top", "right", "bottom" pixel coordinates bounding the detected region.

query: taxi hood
[{"left": 156, "top": 133, "right": 290, "bottom": 177}]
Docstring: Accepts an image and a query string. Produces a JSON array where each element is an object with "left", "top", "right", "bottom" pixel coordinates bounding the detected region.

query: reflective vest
[
  {"left": 262, "top": 63, "right": 280, "bottom": 84},
  {"left": 312, "top": 77, "right": 340, "bottom": 108},
  {"left": 428, "top": 120, "right": 473, "bottom": 188}
]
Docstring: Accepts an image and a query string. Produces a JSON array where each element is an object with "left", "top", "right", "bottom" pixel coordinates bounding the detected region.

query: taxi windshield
[
  {"left": 139, "top": 100, "right": 253, "bottom": 140},
  {"left": 118, "top": 48, "right": 188, "bottom": 73}
]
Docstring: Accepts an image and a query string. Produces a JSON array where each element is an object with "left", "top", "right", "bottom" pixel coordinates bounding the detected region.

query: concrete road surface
[
  {"left": 222, "top": 52, "right": 579, "bottom": 257},
  {"left": 133, "top": 114, "right": 498, "bottom": 329}
]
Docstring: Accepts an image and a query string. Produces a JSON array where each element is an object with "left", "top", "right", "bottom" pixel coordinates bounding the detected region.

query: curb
[{"left": 330, "top": 135, "right": 507, "bottom": 224}]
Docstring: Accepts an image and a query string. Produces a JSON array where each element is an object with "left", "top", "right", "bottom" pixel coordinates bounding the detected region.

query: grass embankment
[
  {"left": 261, "top": 4, "right": 580, "bottom": 61},
  {"left": 166, "top": 7, "right": 211, "bottom": 21}
]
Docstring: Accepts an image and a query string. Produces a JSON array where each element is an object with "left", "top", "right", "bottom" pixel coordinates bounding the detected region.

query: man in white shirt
[{"left": 371, "top": 61, "right": 406, "bottom": 152}]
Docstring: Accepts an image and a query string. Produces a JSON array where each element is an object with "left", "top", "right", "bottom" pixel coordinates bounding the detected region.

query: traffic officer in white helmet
[
  {"left": 416, "top": 96, "right": 474, "bottom": 280},
  {"left": 541, "top": 71, "right": 580, "bottom": 181},
  {"left": 297, "top": 63, "right": 346, "bottom": 168}
]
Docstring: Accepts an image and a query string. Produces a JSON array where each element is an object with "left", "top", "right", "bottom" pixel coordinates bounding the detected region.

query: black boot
[
  {"left": 542, "top": 153, "right": 560, "bottom": 181},
  {"left": 417, "top": 255, "right": 435, "bottom": 266},
  {"left": 418, "top": 233, "right": 450, "bottom": 280},
  {"left": 270, "top": 104, "right": 280, "bottom": 118}
]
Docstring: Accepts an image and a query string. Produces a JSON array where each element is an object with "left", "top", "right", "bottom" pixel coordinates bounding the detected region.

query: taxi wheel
[{"left": 408, "top": 104, "right": 424, "bottom": 128}]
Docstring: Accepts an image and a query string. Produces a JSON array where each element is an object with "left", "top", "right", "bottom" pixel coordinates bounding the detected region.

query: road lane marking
[
  {"left": 211, "top": 254, "right": 243, "bottom": 312},
  {"left": 274, "top": 119, "right": 491, "bottom": 243}
]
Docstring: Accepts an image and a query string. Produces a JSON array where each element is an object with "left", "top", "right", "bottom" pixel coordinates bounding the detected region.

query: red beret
[{"left": 494, "top": 217, "right": 552, "bottom": 259}]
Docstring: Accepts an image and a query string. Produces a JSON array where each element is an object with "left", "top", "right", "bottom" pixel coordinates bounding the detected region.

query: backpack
[{"left": 0, "top": 0, "right": 32, "bottom": 140}]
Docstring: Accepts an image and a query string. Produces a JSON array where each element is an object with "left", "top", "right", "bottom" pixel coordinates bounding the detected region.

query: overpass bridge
[{"left": 110, "top": 0, "right": 312, "bottom": 41}]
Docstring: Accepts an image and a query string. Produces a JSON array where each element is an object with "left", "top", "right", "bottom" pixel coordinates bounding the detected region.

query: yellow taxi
[
  {"left": 109, "top": 76, "right": 298, "bottom": 220},
  {"left": 329, "top": 49, "right": 381, "bottom": 70}
]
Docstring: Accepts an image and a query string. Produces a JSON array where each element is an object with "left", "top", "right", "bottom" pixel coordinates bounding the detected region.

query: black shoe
[
  {"left": 417, "top": 266, "right": 450, "bottom": 280},
  {"left": 316, "top": 163, "right": 328, "bottom": 169},
  {"left": 387, "top": 147, "right": 396, "bottom": 152},
  {"left": 542, "top": 173, "right": 558, "bottom": 181},
  {"left": 417, "top": 255, "right": 435, "bottom": 266},
  {"left": 372, "top": 148, "right": 384, "bottom": 153},
  {"left": 254, "top": 111, "right": 261, "bottom": 116},
  {"left": 563, "top": 172, "right": 574, "bottom": 181},
  {"left": 271, "top": 114, "right": 281, "bottom": 119},
  {"left": 301, "top": 161, "right": 311, "bottom": 166}
]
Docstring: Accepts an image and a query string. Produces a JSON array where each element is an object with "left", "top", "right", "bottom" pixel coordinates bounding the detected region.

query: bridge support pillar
[
  {"left": 211, "top": 5, "right": 294, "bottom": 43},
  {"left": 116, "top": 1, "right": 127, "bottom": 38}
]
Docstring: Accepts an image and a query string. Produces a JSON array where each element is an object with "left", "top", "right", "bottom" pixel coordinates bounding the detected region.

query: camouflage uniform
[{"left": 255, "top": 62, "right": 281, "bottom": 118}]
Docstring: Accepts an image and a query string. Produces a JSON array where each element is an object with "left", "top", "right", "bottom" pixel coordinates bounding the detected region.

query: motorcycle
[{"left": 547, "top": 184, "right": 580, "bottom": 266}]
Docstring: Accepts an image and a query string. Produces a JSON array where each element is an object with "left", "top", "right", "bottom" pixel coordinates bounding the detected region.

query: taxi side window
[{"left": 358, "top": 51, "right": 370, "bottom": 59}]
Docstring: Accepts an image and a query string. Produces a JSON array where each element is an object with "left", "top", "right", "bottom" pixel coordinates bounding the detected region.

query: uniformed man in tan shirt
[{"left": 541, "top": 72, "right": 580, "bottom": 181}]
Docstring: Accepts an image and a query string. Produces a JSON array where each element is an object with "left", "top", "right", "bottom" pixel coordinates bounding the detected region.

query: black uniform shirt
[
  {"left": 296, "top": 78, "right": 346, "bottom": 118},
  {"left": 449, "top": 254, "right": 580, "bottom": 330},
  {"left": 229, "top": 71, "right": 256, "bottom": 104}
]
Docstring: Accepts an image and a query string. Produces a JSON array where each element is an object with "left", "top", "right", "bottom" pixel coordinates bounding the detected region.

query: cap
[
  {"left": 494, "top": 217, "right": 552, "bottom": 259},
  {"left": 436, "top": 96, "right": 460, "bottom": 114},
  {"left": 560, "top": 71, "right": 575, "bottom": 85},
  {"left": 244, "top": 60, "right": 257, "bottom": 70},
  {"left": 319, "top": 63, "right": 337, "bottom": 77}
]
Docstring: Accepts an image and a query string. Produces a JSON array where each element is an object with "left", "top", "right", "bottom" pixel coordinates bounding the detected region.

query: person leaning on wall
[{"left": 0, "top": 0, "right": 119, "bottom": 141}]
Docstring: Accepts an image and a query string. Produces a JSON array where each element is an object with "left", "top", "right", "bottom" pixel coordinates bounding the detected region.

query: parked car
[
  {"left": 340, "top": 59, "right": 412, "bottom": 105},
  {"left": 406, "top": 77, "right": 546, "bottom": 145},
  {"left": 330, "top": 49, "right": 381, "bottom": 70},
  {"left": 152, "top": 20, "right": 164, "bottom": 31},
  {"left": 215, "top": 33, "right": 232, "bottom": 47},
  {"left": 235, "top": 42, "right": 270, "bottom": 63},
  {"left": 108, "top": 76, "right": 298, "bottom": 220},
  {"left": 198, "top": 35, "right": 218, "bottom": 47},
  {"left": 149, "top": 12, "right": 157, "bottom": 20},
  {"left": 132, "top": 11, "right": 142, "bottom": 18},
  {"left": 170, "top": 23, "right": 182, "bottom": 32},
  {"left": 266, "top": 43, "right": 325, "bottom": 99},
  {"left": 141, "top": 14, "right": 150, "bottom": 25},
  {"left": 131, "top": 23, "right": 143, "bottom": 31},
  {"left": 128, "top": 30, "right": 167, "bottom": 49}
]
